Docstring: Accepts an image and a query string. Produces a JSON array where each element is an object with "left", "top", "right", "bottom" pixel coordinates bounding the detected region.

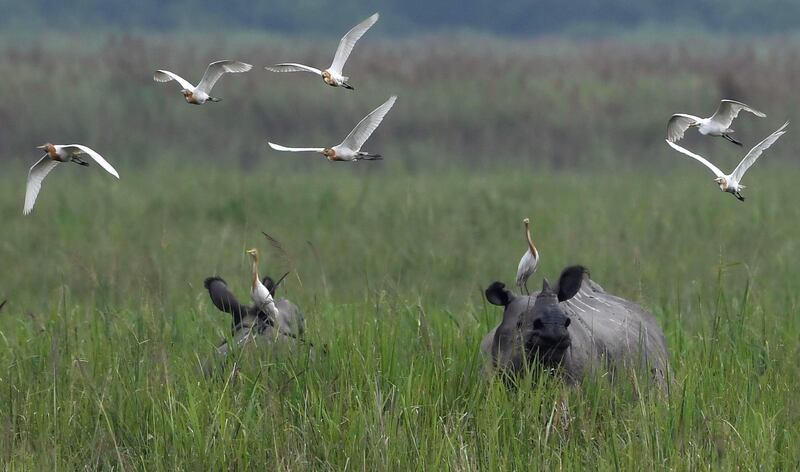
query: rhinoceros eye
[
  {"left": 564, "top": 318, "right": 571, "bottom": 328},
  {"left": 533, "top": 319, "right": 544, "bottom": 330}
]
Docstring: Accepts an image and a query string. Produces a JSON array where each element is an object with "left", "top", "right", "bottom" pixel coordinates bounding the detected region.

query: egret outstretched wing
[
  {"left": 665, "top": 140, "right": 725, "bottom": 179},
  {"left": 330, "top": 13, "right": 379, "bottom": 74},
  {"left": 153, "top": 69, "right": 194, "bottom": 90},
  {"left": 268, "top": 142, "right": 325, "bottom": 153},
  {"left": 666, "top": 114, "right": 702, "bottom": 143},
  {"left": 731, "top": 121, "right": 788, "bottom": 184},
  {"left": 709, "top": 99, "right": 766, "bottom": 129},
  {"left": 24, "top": 155, "right": 59, "bottom": 215},
  {"left": 62, "top": 145, "right": 120, "bottom": 179},
  {"left": 265, "top": 63, "right": 323, "bottom": 76},
  {"left": 338, "top": 95, "right": 396, "bottom": 152},
  {"left": 197, "top": 60, "right": 252, "bottom": 94}
]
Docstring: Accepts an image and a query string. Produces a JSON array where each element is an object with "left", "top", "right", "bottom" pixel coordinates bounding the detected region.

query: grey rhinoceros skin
[
  {"left": 481, "top": 267, "right": 671, "bottom": 390},
  {"left": 212, "top": 298, "right": 306, "bottom": 357}
]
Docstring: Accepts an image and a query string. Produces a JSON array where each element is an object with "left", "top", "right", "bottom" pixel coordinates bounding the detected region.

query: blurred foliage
[
  {"left": 1, "top": 0, "right": 800, "bottom": 35},
  {"left": 0, "top": 35, "right": 799, "bottom": 173}
]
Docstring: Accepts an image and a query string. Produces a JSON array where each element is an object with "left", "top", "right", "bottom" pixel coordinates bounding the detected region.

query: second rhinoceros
[{"left": 201, "top": 274, "right": 308, "bottom": 375}]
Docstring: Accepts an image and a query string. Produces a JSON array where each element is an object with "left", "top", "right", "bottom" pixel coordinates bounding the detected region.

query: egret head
[
  {"left": 321, "top": 70, "right": 335, "bottom": 86},
  {"left": 714, "top": 177, "right": 727, "bottom": 190},
  {"left": 245, "top": 248, "right": 259, "bottom": 260},
  {"left": 523, "top": 217, "right": 530, "bottom": 226},
  {"left": 322, "top": 148, "right": 336, "bottom": 160},
  {"left": 37, "top": 143, "right": 56, "bottom": 155}
]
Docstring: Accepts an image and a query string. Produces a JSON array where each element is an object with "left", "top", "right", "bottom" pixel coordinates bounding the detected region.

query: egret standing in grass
[
  {"left": 666, "top": 99, "right": 766, "bottom": 145},
  {"left": 153, "top": 60, "right": 252, "bottom": 104},
  {"left": 24, "top": 143, "right": 119, "bottom": 215},
  {"left": 665, "top": 121, "right": 789, "bottom": 201},
  {"left": 265, "top": 13, "right": 379, "bottom": 90},
  {"left": 268, "top": 95, "right": 396, "bottom": 162},
  {"left": 516, "top": 218, "right": 540, "bottom": 295},
  {"left": 245, "top": 248, "right": 279, "bottom": 318}
]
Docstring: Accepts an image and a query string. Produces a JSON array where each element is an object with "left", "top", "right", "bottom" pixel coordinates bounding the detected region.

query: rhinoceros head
[{"left": 485, "top": 265, "right": 587, "bottom": 372}]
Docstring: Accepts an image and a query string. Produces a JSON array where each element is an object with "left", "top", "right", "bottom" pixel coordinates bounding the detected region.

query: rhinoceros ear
[
  {"left": 262, "top": 276, "right": 276, "bottom": 294},
  {"left": 261, "top": 271, "right": 290, "bottom": 296},
  {"left": 485, "top": 281, "right": 513, "bottom": 306},
  {"left": 556, "top": 265, "right": 588, "bottom": 302}
]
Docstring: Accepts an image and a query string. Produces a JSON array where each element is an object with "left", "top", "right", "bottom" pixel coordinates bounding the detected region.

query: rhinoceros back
[{"left": 558, "top": 280, "right": 671, "bottom": 386}]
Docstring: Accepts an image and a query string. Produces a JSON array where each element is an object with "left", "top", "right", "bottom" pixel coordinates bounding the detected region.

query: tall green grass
[{"left": 1, "top": 166, "right": 798, "bottom": 468}]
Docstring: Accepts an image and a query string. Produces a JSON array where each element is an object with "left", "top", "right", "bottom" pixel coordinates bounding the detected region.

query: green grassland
[
  {"left": 1, "top": 35, "right": 800, "bottom": 469},
  {"left": 1, "top": 165, "right": 799, "bottom": 469}
]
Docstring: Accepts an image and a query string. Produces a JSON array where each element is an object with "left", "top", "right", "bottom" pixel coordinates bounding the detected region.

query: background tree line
[{"left": 2, "top": 0, "right": 800, "bottom": 36}]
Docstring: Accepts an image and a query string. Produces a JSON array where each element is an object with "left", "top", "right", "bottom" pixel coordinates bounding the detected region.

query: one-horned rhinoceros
[
  {"left": 480, "top": 265, "right": 671, "bottom": 390},
  {"left": 201, "top": 274, "right": 308, "bottom": 375}
]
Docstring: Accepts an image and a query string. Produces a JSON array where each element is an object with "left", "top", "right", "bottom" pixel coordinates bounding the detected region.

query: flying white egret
[
  {"left": 24, "top": 143, "right": 120, "bottom": 215},
  {"left": 153, "top": 60, "right": 252, "bottom": 104},
  {"left": 516, "top": 218, "right": 540, "bottom": 294},
  {"left": 268, "top": 95, "right": 396, "bottom": 162},
  {"left": 245, "top": 248, "right": 279, "bottom": 319},
  {"left": 665, "top": 121, "right": 789, "bottom": 201},
  {"left": 265, "top": 13, "right": 379, "bottom": 90},
  {"left": 667, "top": 99, "right": 766, "bottom": 146}
]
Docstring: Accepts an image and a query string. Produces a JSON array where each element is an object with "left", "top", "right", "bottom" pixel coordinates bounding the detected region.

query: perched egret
[
  {"left": 665, "top": 121, "right": 789, "bottom": 201},
  {"left": 667, "top": 99, "right": 766, "bottom": 145},
  {"left": 24, "top": 143, "right": 119, "bottom": 215},
  {"left": 265, "top": 13, "right": 379, "bottom": 90},
  {"left": 153, "top": 60, "right": 252, "bottom": 104},
  {"left": 245, "top": 248, "right": 279, "bottom": 318},
  {"left": 204, "top": 272, "right": 293, "bottom": 334},
  {"left": 268, "top": 95, "right": 396, "bottom": 162},
  {"left": 516, "top": 218, "right": 540, "bottom": 294}
]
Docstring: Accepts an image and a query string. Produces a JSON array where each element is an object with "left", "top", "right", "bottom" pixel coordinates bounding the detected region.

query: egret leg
[
  {"left": 722, "top": 134, "right": 742, "bottom": 146},
  {"left": 71, "top": 156, "right": 89, "bottom": 167}
]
